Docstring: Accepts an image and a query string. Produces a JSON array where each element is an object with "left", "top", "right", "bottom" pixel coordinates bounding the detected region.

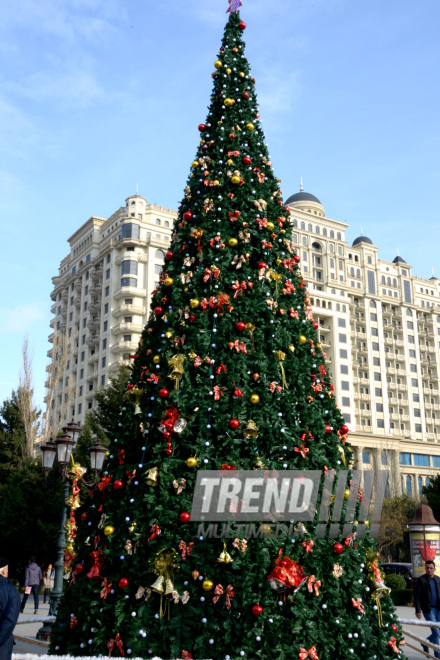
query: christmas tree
[{"left": 50, "top": 4, "right": 406, "bottom": 659}]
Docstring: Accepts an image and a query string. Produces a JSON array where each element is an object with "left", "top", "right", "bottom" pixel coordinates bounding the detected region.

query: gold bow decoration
[
  {"left": 275, "top": 350, "right": 288, "bottom": 390},
  {"left": 149, "top": 548, "right": 180, "bottom": 618},
  {"left": 168, "top": 354, "right": 186, "bottom": 390}
]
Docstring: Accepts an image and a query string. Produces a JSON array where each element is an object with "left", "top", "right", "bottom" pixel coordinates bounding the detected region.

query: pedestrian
[
  {"left": 43, "top": 564, "right": 54, "bottom": 604},
  {"left": 415, "top": 559, "right": 440, "bottom": 657},
  {"left": 20, "top": 556, "right": 42, "bottom": 615},
  {"left": 0, "top": 557, "right": 21, "bottom": 660}
]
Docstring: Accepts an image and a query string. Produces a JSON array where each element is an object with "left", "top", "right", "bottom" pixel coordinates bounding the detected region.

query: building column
[{"left": 390, "top": 449, "right": 402, "bottom": 497}]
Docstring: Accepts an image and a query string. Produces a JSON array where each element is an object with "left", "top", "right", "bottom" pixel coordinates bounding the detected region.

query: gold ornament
[
  {"left": 213, "top": 180, "right": 220, "bottom": 186},
  {"left": 202, "top": 579, "right": 214, "bottom": 591},
  {"left": 128, "top": 522, "right": 137, "bottom": 533},
  {"left": 127, "top": 386, "right": 143, "bottom": 415},
  {"left": 228, "top": 237, "right": 238, "bottom": 246},
  {"left": 316, "top": 342, "right": 322, "bottom": 349},
  {"left": 338, "top": 445, "right": 346, "bottom": 467},
  {"left": 214, "top": 60, "right": 223, "bottom": 69},
  {"left": 192, "top": 160, "right": 199, "bottom": 168},
  {"left": 186, "top": 456, "right": 198, "bottom": 468},
  {"left": 275, "top": 350, "right": 288, "bottom": 390},
  {"left": 246, "top": 122, "right": 255, "bottom": 131},
  {"left": 164, "top": 277, "right": 174, "bottom": 287},
  {"left": 168, "top": 354, "right": 186, "bottom": 390},
  {"left": 276, "top": 258, "right": 282, "bottom": 266},
  {"left": 217, "top": 542, "right": 234, "bottom": 564},
  {"left": 192, "top": 570, "right": 200, "bottom": 580},
  {"left": 243, "top": 420, "right": 259, "bottom": 439},
  {"left": 165, "top": 331, "right": 173, "bottom": 339},
  {"left": 145, "top": 466, "right": 159, "bottom": 487},
  {"left": 105, "top": 451, "right": 110, "bottom": 459},
  {"left": 150, "top": 548, "right": 180, "bottom": 618},
  {"left": 333, "top": 563, "right": 343, "bottom": 579},
  {"left": 226, "top": 67, "right": 232, "bottom": 75},
  {"left": 153, "top": 355, "right": 160, "bottom": 364},
  {"left": 288, "top": 345, "right": 295, "bottom": 353},
  {"left": 190, "top": 299, "right": 200, "bottom": 309},
  {"left": 231, "top": 175, "right": 241, "bottom": 185},
  {"left": 255, "top": 457, "right": 266, "bottom": 470},
  {"left": 164, "top": 577, "right": 176, "bottom": 595},
  {"left": 299, "top": 335, "right": 307, "bottom": 344},
  {"left": 124, "top": 540, "right": 133, "bottom": 555},
  {"left": 150, "top": 575, "right": 165, "bottom": 593},
  {"left": 224, "top": 98, "right": 234, "bottom": 107},
  {"left": 260, "top": 524, "right": 272, "bottom": 536},
  {"left": 344, "top": 488, "right": 350, "bottom": 501},
  {"left": 364, "top": 520, "right": 370, "bottom": 527},
  {"left": 250, "top": 394, "right": 260, "bottom": 405},
  {"left": 266, "top": 222, "right": 275, "bottom": 231},
  {"left": 104, "top": 525, "right": 115, "bottom": 536},
  {"left": 239, "top": 71, "right": 245, "bottom": 78}
]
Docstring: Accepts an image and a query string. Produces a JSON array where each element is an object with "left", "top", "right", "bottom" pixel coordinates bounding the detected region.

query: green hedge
[{"left": 389, "top": 589, "right": 414, "bottom": 606}]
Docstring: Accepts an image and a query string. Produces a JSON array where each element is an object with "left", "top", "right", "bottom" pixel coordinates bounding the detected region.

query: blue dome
[
  {"left": 352, "top": 236, "right": 373, "bottom": 247},
  {"left": 393, "top": 255, "right": 407, "bottom": 264},
  {"left": 285, "top": 191, "right": 322, "bottom": 205}
]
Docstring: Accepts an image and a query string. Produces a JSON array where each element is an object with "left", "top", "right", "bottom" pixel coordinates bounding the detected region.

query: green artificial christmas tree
[{"left": 50, "top": 4, "right": 406, "bottom": 659}]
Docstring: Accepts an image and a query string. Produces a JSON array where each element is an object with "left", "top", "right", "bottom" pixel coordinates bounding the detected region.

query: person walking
[
  {"left": 0, "top": 557, "right": 21, "bottom": 660},
  {"left": 20, "top": 556, "right": 42, "bottom": 615},
  {"left": 415, "top": 559, "right": 440, "bottom": 657},
  {"left": 43, "top": 564, "right": 54, "bottom": 605}
]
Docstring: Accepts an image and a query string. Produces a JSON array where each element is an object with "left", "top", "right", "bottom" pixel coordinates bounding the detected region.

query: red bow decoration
[
  {"left": 70, "top": 615, "right": 78, "bottom": 629},
  {"left": 228, "top": 340, "right": 247, "bottom": 354},
  {"left": 115, "top": 634, "right": 124, "bottom": 655},
  {"left": 180, "top": 652, "right": 193, "bottom": 660},
  {"left": 194, "top": 356, "right": 202, "bottom": 367},
  {"left": 351, "top": 598, "right": 365, "bottom": 614},
  {"left": 216, "top": 363, "right": 228, "bottom": 374},
  {"left": 97, "top": 475, "right": 112, "bottom": 512},
  {"left": 391, "top": 624, "right": 398, "bottom": 634},
  {"left": 190, "top": 227, "right": 204, "bottom": 258},
  {"left": 233, "top": 383, "right": 244, "bottom": 398},
  {"left": 87, "top": 550, "right": 104, "bottom": 579},
  {"left": 126, "top": 469, "right": 136, "bottom": 483},
  {"left": 283, "top": 279, "right": 296, "bottom": 295},
  {"left": 387, "top": 636, "right": 403, "bottom": 653},
  {"left": 221, "top": 463, "right": 237, "bottom": 470},
  {"left": 118, "top": 449, "right": 125, "bottom": 465},
  {"left": 178, "top": 540, "right": 195, "bottom": 560},
  {"left": 228, "top": 210, "right": 241, "bottom": 222},
  {"left": 302, "top": 540, "right": 314, "bottom": 554},
  {"left": 212, "top": 584, "right": 235, "bottom": 609},
  {"left": 261, "top": 239, "right": 273, "bottom": 249},
  {"left": 64, "top": 548, "right": 76, "bottom": 571},
  {"left": 203, "top": 266, "right": 220, "bottom": 282},
  {"left": 101, "top": 577, "right": 112, "bottom": 599},
  {"left": 147, "top": 373, "right": 161, "bottom": 384},
  {"left": 232, "top": 280, "right": 248, "bottom": 298},
  {"left": 307, "top": 575, "right": 320, "bottom": 595},
  {"left": 267, "top": 554, "right": 306, "bottom": 590},
  {"left": 226, "top": 0, "right": 242, "bottom": 13},
  {"left": 299, "top": 647, "right": 319, "bottom": 660},
  {"left": 289, "top": 308, "right": 299, "bottom": 319},
  {"left": 107, "top": 639, "right": 114, "bottom": 656},
  {"left": 174, "top": 335, "right": 185, "bottom": 347},
  {"left": 140, "top": 366, "right": 151, "bottom": 380},
  {"left": 148, "top": 524, "right": 161, "bottom": 542},
  {"left": 213, "top": 385, "right": 225, "bottom": 401},
  {"left": 269, "top": 381, "right": 283, "bottom": 393},
  {"left": 256, "top": 216, "right": 268, "bottom": 229},
  {"left": 294, "top": 443, "right": 310, "bottom": 459}
]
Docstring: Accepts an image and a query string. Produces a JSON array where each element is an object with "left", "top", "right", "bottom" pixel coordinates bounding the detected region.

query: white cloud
[{"left": 0, "top": 303, "right": 48, "bottom": 333}]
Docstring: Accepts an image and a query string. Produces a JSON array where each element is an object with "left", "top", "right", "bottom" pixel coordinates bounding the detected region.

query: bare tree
[
  {"left": 16, "top": 334, "right": 40, "bottom": 457},
  {"left": 43, "top": 328, "right": 76, "bottom": 442}
]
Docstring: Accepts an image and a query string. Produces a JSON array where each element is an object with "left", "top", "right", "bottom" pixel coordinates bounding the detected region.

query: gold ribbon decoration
[
  {"left": 337, "top": 445, "right": 346, "bottom": 466},
  {"left": 275, "top": 350, "right": 288, "bottom": 390},
  {"left": 270, "top": 269, "right": 282, "bottom": 295},
  {"left": 168, "top": 354, "right": 186, "bottom": 390},
  {"left": 245, "top": 322, "right": 256, "bottom": 352}
]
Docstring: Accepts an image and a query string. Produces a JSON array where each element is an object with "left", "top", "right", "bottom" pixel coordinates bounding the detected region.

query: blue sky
[{"left": 1, "top": 0, "right": 439, "bottom": 413}]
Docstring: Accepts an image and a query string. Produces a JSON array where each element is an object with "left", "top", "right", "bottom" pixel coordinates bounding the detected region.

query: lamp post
[{"left": 37, "top": 421, "right": 106, "bottom": 641}]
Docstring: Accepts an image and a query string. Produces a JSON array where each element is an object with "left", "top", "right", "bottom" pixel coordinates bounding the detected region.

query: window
[
  {"left": 367, "top": 256, "right": 372, "bottom": 264},
  {"left": 408, "top": 335, "right": 415, "bottom": 344},
  {"left": 433, "top": 457, "right": 440, "bottom": 468},
  {"left": 121, "top": 277, "right": 137, "bottom": 287},
  {"left": 406, "top": 475, "right": 412, "bottom": 496},
  {"left": 413, "top": 393, "right": 419, "bottom": 402},
  {"left": 414, "top": 409, "right": 421, "bottom": 417},
  {"left": 409, "top": 349, "right": 416, "bottom": 358},
  {"left": 101, "top": 375, "right": 106, "bottom": 386},
  {"left": 339, "top": 349, "right": 348, "bottom": 359},
  {"left": 123, "top": 334, "right": 132, "bottom": 342},
  {"left": 373, "top": 357, "right": 380, "bottom": 366},
  {"left": 81, "top": 351, "right": 85, "bottom": 362},
  {"left": 155, "top": 264, "right": 163, "bottom": 275},
  {"left": 121, "top": 223, "right": 140, "bottom": 239},
  {"left": 341, "top": 381, "right": 349, "bottom": 391},
  {"left": 415, "top": 423, "right": 422, "bottom": 433},
  {"left": 338, "top": 318, "right": 346, "bottom": 328},
  {"left": 103, "top": 339, "right": 107, "bottom": 350},
  {"left": 367, "top": 270, "right": 376, "bottom": 294},
  {"left": 105, "top": 286, "right": 109, "bottom": 296},
  {"left": 372, "top": 342, "right": 379, "bottom": 351},
  {"left": 407, "top": 321, "right": 413, "bottom": 329},
  {"left": 83, "top": 301, "right": 88, "bottom": 311},
  {"left": 104, "top": 321, "right": 108, "bottom": 332},
  {"left": 124, "top": 316, "right": 133, "bottom": 323},
  {"left": 121, "top": 260, "right": 138, "bottom": 276},
  {"left": 413, "top": 454, "right": 430, "bottom": 467},
  {"left": 78, "top": 404, "right": 82, "bottom": 414},
  {"left": 302, "top": 251, "right": 308, "bottom": 261},
  {"left": 105, "top": 303, "right": 109, "bottom": 314},
  {"left": 341, "top": 397, "right": 350, "bottom": 406},
  {"left": 371, "top": 327, "right": 378, "bottom": 336},
  {"left": 125, "top": 298, "right": 133, "bottom": 305},
  {"left": 376, "top": 403, "right": 383, "bottom": 412},
  {"left": 82, "top": 334, "right": 86, "bottom": 345},
  {"left": 374, "top": 373, "right": 381, "bottom": 381},
  {"left": 377, "top": 419, "right": 384, "bottom": 428},
  {"left": 102, "top": 357, "right": 106, "bottom": 368},
  {"left": 68, "top": 328, "right": 72, "bottom": 338},
  {"left": 342, "top": 413, "right": 351, "bottom": 423},
  {"left": 410, "top": 364, "right": 417, "bottom": 373},
  {"left": 339, "top": 334, "right": 347, "bottom": 343},
  {"left": 79, "top": 386, "right": 83, "bottom": 397},
  {"left": 155, "top": 250, "right": 165, "bottom": 260},
  {"left": 400, "top": 452, "right": 411, "bottom": 465},
  {"left": 80, "top": 369, "right": 84, "bottom": 379},
  {"left": 411, "top": 378, "right": 418, "bottom": 387},
  {"left": 375, "top": 388, "right": 382, "bottom": 396},
  {"left": 340, "top": 365, "right": 349, "bottom": 374}
]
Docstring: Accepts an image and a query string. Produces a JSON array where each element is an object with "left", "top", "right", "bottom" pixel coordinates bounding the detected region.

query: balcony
[
  {"left": 74, "top": 280, "right": 82, "bottom": 292},
  {"left": 61, "top": 289, "right": 68, "bottom": 302},
  {"left": 397, "top": 369, "right": 406, "bottom": 377},
  {"left": 108, "top": 358, "right": 130, "bottom": 374},
  {"left": 395, "top": 339, "right": 404, "bottom": 347},
  {"left": 90, "top": 284, "right": 101, "bottom": 299},
  {"left": 88, "top": 354, "right": 95, "bottom": 366},
  {"left": 88, "top": 316, "right": 100, "bottom": 330},
  {"left": 387, "top": 367, "right": 396, "bottom": 375},
  {"left": 48, "top": 332, "right": 55, "bottom": 344},
  {"left": 113, "top": 303, "right": 147, "bottom": 317},
  {"left": 111, "top": 321, "right": 144, "bottom": 336},
  {"left": 89, "top": 301, "right": 101, "bottom": 315},
  {"left": 401, "top": 414, "right": 410, "bottom": 421},
  {"left": 114, "top": 286, "right": 147, "bottom": 300},
  {"left": 86, "top": 334, "right": 99, "bottom": 347},
  {"left": 398, "top": 384, "right": 408, "bottom": 391},
  {"left": 85, "top": 391, "right": 95, "bottom": 402},
  {"left": 381, "top": 308, "right": 392, "bottom": 317},
  {"left": 359, "top": 409, "right": 372, "bottom": 417},
  {"left": 110, "top": 339, "right": 140, "bottom": 354},
  {"left": 384, "top": 338, "right": 393, "bottom": 346},
  {"left": 390, "top": 413, "right": 399, "bottom": 421},
  {"left": 91, "top": 266, "right": 102, "bottom": 282},
  {"left": 74, "top": 297, "right": 81, "bottom": 308},
  {"left": 87, "top": 370, "right": 96, "bottom": 383},
  {"left": 51, "top": 303, "right": 57, "bottom": 314},
  {"left": 427, "top": 433, "right": 436, "bottom": 441}
]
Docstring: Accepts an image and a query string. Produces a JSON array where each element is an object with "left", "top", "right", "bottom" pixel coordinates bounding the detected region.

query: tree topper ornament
[{"left": 227, "top": 0, "right": 242, "bottom": 12}]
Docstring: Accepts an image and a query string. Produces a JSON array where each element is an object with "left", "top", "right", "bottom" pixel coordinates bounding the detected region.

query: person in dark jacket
[
  {"left": 0, "top": 556, "right": 21, "bottom": 660},
  {"left": 414, "top": 560, "right": 440, "bottom": 657},
  {"left": 20, "top": 556, "right": 42, "bottom": 615}
]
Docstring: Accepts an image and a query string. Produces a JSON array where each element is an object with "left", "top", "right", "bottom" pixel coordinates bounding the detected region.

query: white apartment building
[
  {"left": 46, "top": 194, "right": 175, "bottom": 431},
  {"left": 46, "top": 189, "right": 440, "bottom": 499}
]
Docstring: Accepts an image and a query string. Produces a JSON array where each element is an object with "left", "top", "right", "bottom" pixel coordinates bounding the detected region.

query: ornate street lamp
[{"left": 37, "top": 422, "right": 105, "bottom": 641}]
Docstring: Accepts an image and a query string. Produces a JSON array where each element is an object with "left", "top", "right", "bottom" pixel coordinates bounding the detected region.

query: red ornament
[
  {"left": 179, "top": 512, "right": 190, "bottom": 523},
  {"left": 166, "top": 442, "right": 172, "bottom": 448},
  {"left": 325, "top": 424, "right": 332, "bottom": 434},
  {"left": 229, "top": 419, "right": 240, "bottom": 430},
  {"left": 164, "top": 431, "right": 172, "bottom": 439},
  {"left": 198, "top": 124, "right": 206, "bottom": 132},
  {"left": 75, "top": 564, "right": 83, "bottom": 574},
  {"left": 293, "top": 254, "right": 301, "bottom": 263},
  {"left": 159, "top": 388, "right": 170, "bottom": 399},
  {"left": 113, "top": 480, "right": 123, "bottom": 490},
  {"left": 81, "top": 513, "right": 87, "bottom": 521},
  {"left": 183, "top": 211, "right": 193, "bottom": 222},
  {"left": 313, "top": 322, "right": 319, "bottom": 330},
  {"left": 243, "top": 91, "right": 249, "bottom": 100},
  {"left": 236, "top": 321, "right": 246, "bottom": 332},
  {"left": 189, "top": 315, "right": 196, "bottom": 322},
  {"left": 252, "top": 604, "right": 263, "bottom": 616},
  {"left": 154, "top": 306, "right": 164, "bottom": 316},
  {"left": 166, "top": 251, "right": 173, "bottom": 260},
  {"left": 257, "top": 261, "right": 267, "bottom": 270},
  {"left": 333, "top": 542, "right": 344, "bottom": 555},
  {"left": 165, "top": 448, "right": 173, "bottom": 456},
  {"left": 238, "top": 21, "right": 246, "bottom": 30},
  {"left": 118, "top": 577, "right": 129, "bottom": 588},
  {"left": 127, "top": 383, "right": 134, "bottom": 390},
  {"left": 340, "top": 424, "right": 349, "bottom": 434},
  {"left": 242, "top": 156, "right": 251, "bottom": 166}
]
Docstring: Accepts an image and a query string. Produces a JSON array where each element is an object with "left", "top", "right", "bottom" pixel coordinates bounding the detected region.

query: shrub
[
  {"left": 384, "top": 573, "right": 407, "bottom": 590},
  {"left": 390, "top": 589, "right": 414, "bottom": 606}
]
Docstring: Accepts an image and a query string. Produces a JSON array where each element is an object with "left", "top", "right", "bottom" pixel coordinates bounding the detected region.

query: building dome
[
  {"left": 285, "top": 191, "right": 322, "bottom": 205},
  {"left": 352, "top": 235, "right": 373, "bottom": 247},
  {"left": 392, "top": 255, "right": 407, "bottom": 264}
]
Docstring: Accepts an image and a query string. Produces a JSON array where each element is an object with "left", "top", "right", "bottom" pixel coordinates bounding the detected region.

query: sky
[{"left": 1, "top": 0, "right": 439, "bottom": 414}]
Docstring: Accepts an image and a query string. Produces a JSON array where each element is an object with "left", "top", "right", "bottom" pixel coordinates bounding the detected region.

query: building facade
[{"left": 46, "top": 189, "right": 440, "bottom": 499}]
